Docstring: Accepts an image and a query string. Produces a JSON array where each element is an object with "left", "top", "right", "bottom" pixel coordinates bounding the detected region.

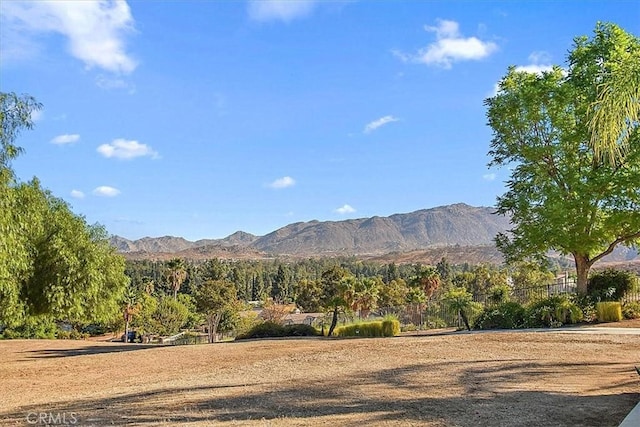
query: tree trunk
[
  {"left": 327, "top": 306, "right": 339, "bottom": 337},
  {"left": 460, "top": 310, "right": 471, "bottom": 331},
  {"left": 574, "top": 253, "right": 592, "bottom": 295},
  {"left": 208, "top": 313, "right": 221, "bottom": 343},
  {"left": 124, "top": 317, "right": 130, "bottom": 343}
]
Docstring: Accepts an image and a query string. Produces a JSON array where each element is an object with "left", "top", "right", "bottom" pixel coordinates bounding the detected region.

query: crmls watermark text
[{"left": 26, "top": 412, "right": 78, "bottom": 425}]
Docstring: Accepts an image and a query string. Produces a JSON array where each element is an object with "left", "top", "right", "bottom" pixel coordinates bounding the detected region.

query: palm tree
[
  {"left": 165, "top": 258, "right": 187, "bottom": 300},
  {"left": 585, "top": 23, "right": 640, "bottom": 164},
  {"left": 442, "top": 287, "right": 475, "bottom": 331}
]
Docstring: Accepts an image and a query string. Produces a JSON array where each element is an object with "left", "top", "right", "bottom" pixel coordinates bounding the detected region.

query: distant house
[{"left": 281, "top": 312, "right": 324, "bottom": 326}]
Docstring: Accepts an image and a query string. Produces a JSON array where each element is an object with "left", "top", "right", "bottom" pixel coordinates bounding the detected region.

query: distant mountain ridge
[
  {"left": 111, "top": 203, "right": 511, "bottom": 256},
  {"left": 110, "top": 202, "right": 638, "bottom": 264}
]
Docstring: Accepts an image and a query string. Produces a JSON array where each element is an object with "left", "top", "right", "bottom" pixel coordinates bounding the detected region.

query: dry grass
[{"left": 1, "top": 331, "right": 639, "bottom": 426}]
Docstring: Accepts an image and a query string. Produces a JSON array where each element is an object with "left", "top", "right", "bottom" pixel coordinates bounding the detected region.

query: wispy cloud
[
  {"left": 30, "top": 109, "right": 43, "bottom": 122},
  {"left": 97, "top": 139, "right": 159, "bottom": 160},
  {"left": 483, "top": 173, "right": 496, "bottom": 181},
  {"left": 268, "top": 176, "right": 296, "bottom": 189},
  {"left": 491, "top": 51, "right": 556, "bottom": 96},
  {"left": 70, "top": 189, "right": 85, "bottom": 199},
  {"left": 364, "top": 115, "right": 399, "bottom": 134},
  {"left": 1, "top": 0, "right": 137, "bottom": 74},
  {"left": 335, "top": 204, "right": 356, "bottom": 214},
  {"left": 93, "top": 186, "right": 120, "bottom": 197},
  {"left": 51, "top": 133, "right": 80, "bottom": 145},
  {"left": 247, "top": 0, "right": 318, "bottom": 23},
  {"left": 394, "top": 19, "right": 497, "bottom": 69}
]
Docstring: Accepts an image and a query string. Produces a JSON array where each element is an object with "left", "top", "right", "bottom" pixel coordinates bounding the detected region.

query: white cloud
[
  {"left": 364, "top": 115, "right": 399, "bottom": 134},
  {"left": 92, "top": 186, "right": 120, "bottom": 197},
  {"left": 395, "top": 19, "right": 497, "bottom": 69},
  {"left": 1, "top": 0, "right": 137, "bottom": 74},
  {"left": 335, "top": 204, "right": 356, "bottom": 214},
  {"left": 528, "top": 51, "right": 551, "bottom": 64},
  {"left": 515, "top": 64, "right": 554, "bottom": 74},
  {"left": 95, "top": 74, "right": 136, "bottom": 93},
  {"left": 483, "top": 173, "right": 496, "bottom": 181},
  {"left": 268, "top": 176, "right": 296, "bottom": 189},
  {"left": 30, "top": 109, "right": 43, "bottom": 122},
  {"left": 248, "top": 0, "right": 318, "bottom": 23},
  {"left": 70, "top": 189, "right": 85, "bottom": 199},
  {"left": 50, "top": 134, "right": 80, "bottom": 145},
  {"left": 97, "top": 139, "right": 158, "bottom": 160}
]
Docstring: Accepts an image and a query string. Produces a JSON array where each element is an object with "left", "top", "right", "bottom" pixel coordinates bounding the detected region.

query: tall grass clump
[
  {"left": 333, "top": 319, "right": 400, "bottom": 337},
  {"left": 596, "top": 302, "right": 623, "bottom": 322}
]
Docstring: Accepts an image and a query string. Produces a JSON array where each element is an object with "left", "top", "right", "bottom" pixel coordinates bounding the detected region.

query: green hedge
[
  {"left": 333, "top": 319, "right": 400, "bottom": 337},
  {"left": 236, "top": 321, "right": 318, "bottom": 340},
  {"left": 474, "top": 302, "right": 526, "bottom": 330},
  {"left": 596, "top": 302, "right": 622, "bottom": 322}
]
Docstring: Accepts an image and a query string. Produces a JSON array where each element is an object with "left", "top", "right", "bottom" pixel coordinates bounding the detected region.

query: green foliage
[
  {"left": 236, "top": 321, "right": 286, "bottom": 339},
  {"left": 0, "top": 92, "right": 128, "bottom": 332},
  {"left": 596, "top": 302, "right": 623, "bottom": 322},
  {"left": 474, "top": 302, "right": 526, "bottom": 330},
  {"left": 152, "top": 296, "right": 190, "bottom": 336},
  {"left": 382, "top": 318, "right": 401, "bottom": 336},
  {"left": 236, "top": 321, "right": 319, "bottom": 340},
  {"left": 333, "top": 319, "right": 400, "bottom": 337},
  {"left": 195, "top": 279, "right": 238, "bottom": 342},
  {"left": 572, "top": 294, "right": 598, "bottom": 323},
  {"left": 487, "top": 23, "right": 640, "bottom": 295},
  {"left": 0, "top": 92, "right": 42, "bottom": 169},
  {"left": 587, "top": 269, "right": 636, "bottom": 301},
  {"left": 1, "top": 315, "right": 57, "bottom": 339},
  {"left": 622, "top": 301, "right": 640, "bottom": 319},
  {"left": 525, "top": 295, "right": 583, "bottom": 328},
  {"left": 441, "top": 287, "right": 480, "bottom": 331},
  {"left": 487, "top": 284, "right": 511, "bottom": 306},
  {"left": 284, "top": 324, "right": 318, "bottom": 337},
  {"left": 510, "top": 262, "right": 555, "bottom": 288}
]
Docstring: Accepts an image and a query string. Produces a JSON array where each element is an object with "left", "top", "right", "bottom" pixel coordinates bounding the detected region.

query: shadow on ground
[
  {"left": 23, "top": 343, "right": 164, "bottom": 359},
  {"left": 2, "top": 359, "right": 638, "bottom": 426}
]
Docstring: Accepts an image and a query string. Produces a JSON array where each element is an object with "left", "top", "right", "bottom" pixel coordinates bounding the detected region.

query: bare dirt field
[{"left": 1, "top": 329, "right": 639, "bottom": 426}]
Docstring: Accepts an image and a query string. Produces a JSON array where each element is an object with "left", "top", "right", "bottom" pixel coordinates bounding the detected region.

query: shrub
[
  {"left": 622, "top": 301, "right": 640, "bottom": 319},
  {"left": 587, "top": 269, "right": 636, "bottom": 302},
  {"left": 236, "top": 321, "right": 286, "bottom": 339},
  {"left": 572, "top": 294, "right": 598, "bottom": 323},
  {"left": 1, "top": 316, "right": 58, "bottom": 339},
  {"left": 334, "top": 319, "right": 400, "bottom": 337},
  {"left": 474, "top": 302, "right": 526, "bottom": 330},
  {"left": 596, "top": 302, "right": 623, "bottom": 322},
  {"left": 401, "top": 323, "right": 417, "bottom": 332},
  {"left": 425, "top": 316, "right": 447, "bottom": 329},
  {"left": 284, "top": 324, "right": 318, "bottom": 337},
  {"left": 487, "top": 284, "right": 511, "bottom": 306},
  {"left": 382, "top": 318, "right": 401, "bottom": 336},
  {"left": 525, "top": 295, "right": 583, "bottom": 328}
]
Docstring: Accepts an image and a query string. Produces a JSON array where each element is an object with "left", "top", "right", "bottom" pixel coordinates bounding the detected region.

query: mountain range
[{"left": 110, "top": 203, "right": 638, "bottom": 264}]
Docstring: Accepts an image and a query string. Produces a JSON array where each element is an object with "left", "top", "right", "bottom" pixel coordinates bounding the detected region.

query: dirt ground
[{"left": 1, "top": 329, "right": 639, "bottom": 426}]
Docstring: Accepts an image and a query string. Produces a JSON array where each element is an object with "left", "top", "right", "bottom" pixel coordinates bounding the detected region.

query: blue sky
[{"left": 1, "top": 1, "right": 638, "bottom": 241}]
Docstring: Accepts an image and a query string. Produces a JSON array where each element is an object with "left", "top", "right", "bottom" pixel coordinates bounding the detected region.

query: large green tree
[
  {"left": 1, "top": 92, "right": 129, "bottom": 330},
  {"left": 195, "top": 279, "right": 237, "bottom": 343},
  {"left": 486, "top": 23, "right": 640, "bottom": 295}
]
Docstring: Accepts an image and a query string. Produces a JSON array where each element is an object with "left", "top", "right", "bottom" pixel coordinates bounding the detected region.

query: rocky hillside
[
  {"left": 111, "top": 202, "right": 638, "bottom": 265},
  {"left": 251, "top": 204, "right": 511, "bottom": 254},
  {"left": 111, "top": 203, "right": 511, "bottom": 257}
]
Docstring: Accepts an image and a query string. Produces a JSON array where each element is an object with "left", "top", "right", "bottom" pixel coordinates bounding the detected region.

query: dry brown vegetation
[{"left": 1, "top": 330, "right": 639, "bottom": 426}]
